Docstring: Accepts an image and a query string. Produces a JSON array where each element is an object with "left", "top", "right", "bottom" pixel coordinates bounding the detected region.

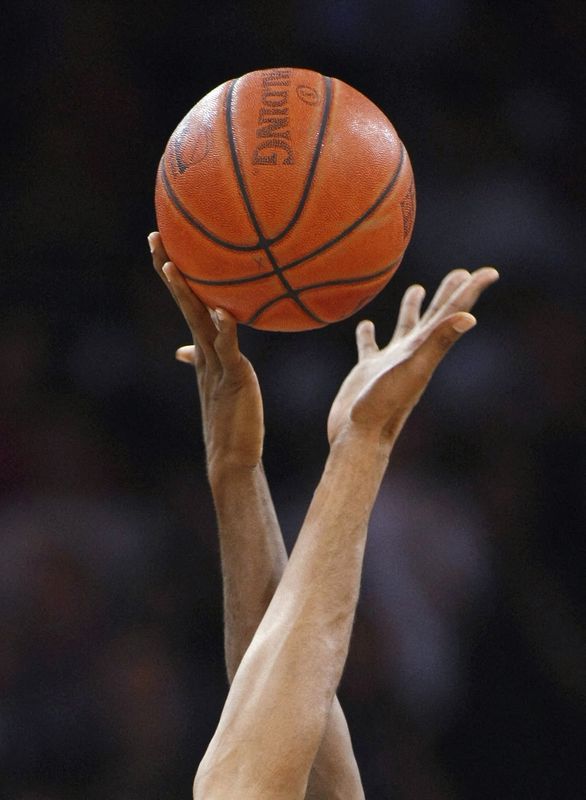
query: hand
[
  {"left": 327, "top": 267, "right": 499, "bottom": 447},
  {"left": 148, "top": 232, "right": 263, "bottom": 474}
]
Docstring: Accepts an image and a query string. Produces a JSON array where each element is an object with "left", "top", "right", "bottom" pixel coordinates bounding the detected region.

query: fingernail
[
  {"left": 147, "top": 233, "right": 155, "bottom": 253},
  {"left": 162, "top": 262, "right": 172, "bottom": 282},
  {"left": 452, "top": 314, "right": 477, "bottom": 333},
  {"left": 215, "top": 309, "right": 226, "bottom": 330},
  {"left": 210, "top": 310, "right": 220, "bottom": 331}
]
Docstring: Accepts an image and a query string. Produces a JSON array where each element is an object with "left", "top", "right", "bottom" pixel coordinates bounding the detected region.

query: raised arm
[
  {"left": 148, "top": 232, "right": 364, "bottom": 799},
  {"left": 192, "top": 266, "right": 498, "bottom": 800}
]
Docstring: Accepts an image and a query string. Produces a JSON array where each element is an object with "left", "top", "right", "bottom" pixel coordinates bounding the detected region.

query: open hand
[
  {"left": 327, "top": 267, "right": 499, "bottom": 447},
  {"left": 148, "top": 232, "right": 263, "bottom": 474}
]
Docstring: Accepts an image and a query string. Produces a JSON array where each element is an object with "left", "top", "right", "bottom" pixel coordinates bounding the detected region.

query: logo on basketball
[
  {"left": 400, "top": 181, "right": 416, "bottom": 240},
  {"left": 171, "top": 120, "right": 211, "bottom": 176},
  {"left": 296, "top": 85, "right": 320, "bottom": 106},
  {"left": 252, "top": 69, "right": 295, "bottom": 166}
]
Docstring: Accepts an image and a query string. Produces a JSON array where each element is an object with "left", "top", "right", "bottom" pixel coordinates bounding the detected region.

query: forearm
[
  {"left": 209, "top": 461, "right": 288, "bottom": 680},
  {"left": 303, "top": 703, "right": 364, "bottom": 800},
  {"left": 267, "top": 428, "right": 391, "bottom": 679},
  {"left": 208, "top": 458, "right": 365, "bottom": 799},
  {"left": 195, "top": 428, "right": 390, "bottom": 796}
]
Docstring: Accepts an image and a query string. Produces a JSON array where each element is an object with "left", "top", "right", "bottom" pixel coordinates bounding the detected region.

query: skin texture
[
  {"left": 150, "top": 232, "right": 363, "bottom": 799},
  {"left": 149, "top": 232, "right": 498, "bottom": 799}
]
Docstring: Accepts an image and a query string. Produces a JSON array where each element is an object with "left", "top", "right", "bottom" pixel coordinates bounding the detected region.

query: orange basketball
[{"left": 155, "top": 67, "right": 415, "bottom": 331}]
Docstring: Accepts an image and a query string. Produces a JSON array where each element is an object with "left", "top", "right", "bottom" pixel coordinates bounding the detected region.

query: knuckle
[
  {"left": 437, "top": 332, "right": 455, "bottom": 350},
  {"left": 406, "top": 358, "right": 430, "bottom": 383},
  {"left": 410, "top": 356, "right": 429, "bottom": 376},
  {"left": 449, "top": 269, "right": 469, "bottom": 281}
]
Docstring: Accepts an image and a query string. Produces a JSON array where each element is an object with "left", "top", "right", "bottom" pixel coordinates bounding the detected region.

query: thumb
[
  {"left": 175, "top": 345, "right": 196, "bottom": 364},
  {"left": 411, "top": 312, "right": 476, "bottom": 375}
]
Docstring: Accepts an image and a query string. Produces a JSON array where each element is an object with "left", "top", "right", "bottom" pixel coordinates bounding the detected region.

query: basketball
[{"left": 155, "top": 67, "right": 415, "bottom": 331}]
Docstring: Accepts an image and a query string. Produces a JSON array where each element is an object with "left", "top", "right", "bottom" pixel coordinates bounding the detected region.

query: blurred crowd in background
[{"left": 2, "top": 1, "right": 585, "bottom": 798}]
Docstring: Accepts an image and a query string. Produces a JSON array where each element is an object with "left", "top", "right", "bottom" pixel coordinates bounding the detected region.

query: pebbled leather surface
[{"left": 155, "top": 67, "right": 415, "bottom": 331}]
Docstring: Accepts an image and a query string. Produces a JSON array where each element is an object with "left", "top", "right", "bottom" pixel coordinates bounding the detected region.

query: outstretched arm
[
  {"left": 149, "top": 233, "right": 364, "bottom": 799},
  {"left": 191, "top": 266, "right": 498, "bottom": 799}
]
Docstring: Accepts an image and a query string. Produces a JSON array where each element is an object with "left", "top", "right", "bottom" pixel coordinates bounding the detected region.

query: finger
[
  {"left": 175, "top": 345, "right": 196, "bottom": 365},
  {"left": 148, "top": 231, "right": 170, "bottom": 278},
  {"left": 356, "top": 320, "right": 378, "bottom": 360},
  {"left": 410, "top": 312, "right": 477, "bottom": 377},
  {"left": 391, "top": 284, "right": 426, "bottom": 342},
  {"left": 212, "top": 308, "right": 242, "bottom": 371},
  {"left": 423, "top": 267, "right": 499, "bottom": 329},
  {"left": 149, "top": 233, "right": 219, "bottom": 357},
  {"left": 420, "top": 269, "right": 470, "bottom": 324},
  {"left": 161, "top": 262, "right": 219, "bottom": 364},
  {"left": 176, "top": 344, "right": 206, "bottom": 369}
]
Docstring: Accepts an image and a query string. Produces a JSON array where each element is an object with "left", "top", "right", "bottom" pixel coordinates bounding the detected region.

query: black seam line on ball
[
  {"left": 226, "top": 78, "right": 325, "bottom": 325},
  {"left": 179, "top": 265, "right": 273, "bottom": 286},
  {"left": 159, "top": 158, "right": 261, "bottom": 252},
  {"left": 279, "top": 143, "right": 406, "bottom": 272},
  {"left": 179, "top": 143, "right": 407, "bottom": 288},
  {"left": 246, "top": 257, "right": 401, "bottom": 325},
  {"left": 265, "top": 75, "right": 333, "bottom": 246}
]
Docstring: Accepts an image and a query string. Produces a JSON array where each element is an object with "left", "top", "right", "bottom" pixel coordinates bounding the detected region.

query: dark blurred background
[{"left": 2, "top": 1, "right": 585, "bottom": 798}]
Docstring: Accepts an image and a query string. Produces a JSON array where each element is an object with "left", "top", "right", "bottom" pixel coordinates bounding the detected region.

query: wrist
[
  {"left": 328, "top": 422, "right": 395, "bottom": 467},
  {"left": 329, "top": 417, "right": 403, "bottom": 458},
  {"left": 207, "top": 456, "right": 263, "bottom": 492}
]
